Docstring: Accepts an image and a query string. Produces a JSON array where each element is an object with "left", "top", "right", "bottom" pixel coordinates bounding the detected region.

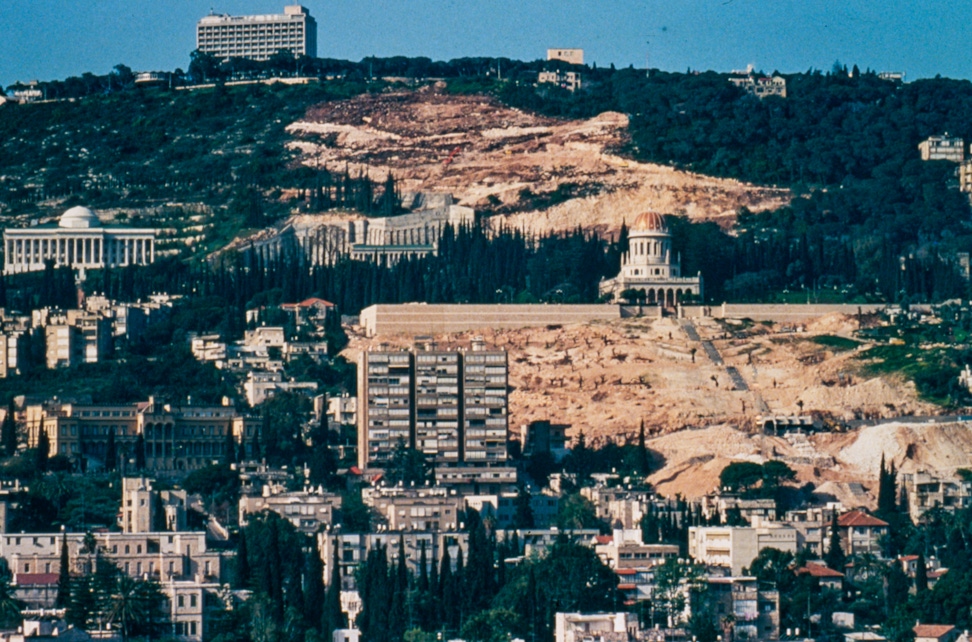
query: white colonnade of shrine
[{"left": 3, "top": 206, "right": 157, "bottom": 275}]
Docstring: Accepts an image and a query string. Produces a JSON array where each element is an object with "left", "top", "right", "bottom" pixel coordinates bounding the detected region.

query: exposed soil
[
  {"left": 343, "top": 313, "right": 962, "bottom": 501},
  {"left": 286, "top": 89, "right": 790, "bottom": 235}
]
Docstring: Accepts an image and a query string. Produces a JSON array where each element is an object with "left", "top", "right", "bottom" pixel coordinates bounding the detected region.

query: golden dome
[{"left": 630, "top": 211, "right": 668, "bottom": 233}]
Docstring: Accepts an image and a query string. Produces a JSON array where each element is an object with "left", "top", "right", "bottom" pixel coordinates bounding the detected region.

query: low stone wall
[
  {"left": 681, "top": 303, "right": 887, "bottom": 323},
  {"left": 359, "top": 303, "right": 621, "bottom": 336}
]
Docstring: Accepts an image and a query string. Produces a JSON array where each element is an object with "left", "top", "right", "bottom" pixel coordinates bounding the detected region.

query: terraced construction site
[{"left": 346, "top": 312, "right": 971, "bottom": 504}]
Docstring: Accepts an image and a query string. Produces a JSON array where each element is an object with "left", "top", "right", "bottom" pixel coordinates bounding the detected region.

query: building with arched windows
[
  {"left": 598, "top": 212, "right": 702, "bottom": 305},
  {"left": 3, "top": 206, "right": 157, "bottom": 275}
]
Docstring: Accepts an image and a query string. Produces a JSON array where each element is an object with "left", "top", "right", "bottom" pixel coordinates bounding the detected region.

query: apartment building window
[
  {"left": 178, "top": 595, "right": 185, "bottom": 607},
  {"left": 190, "top": 594, "right": 197, "bottom": 608}
]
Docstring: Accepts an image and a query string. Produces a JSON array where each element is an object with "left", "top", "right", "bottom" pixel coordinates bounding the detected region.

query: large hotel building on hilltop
[
  {"left": 196, "top": 5, "right": 318, "bottom": 61},
  {"left": 358, "top": 338, "right": 509, "bottom": 470}
]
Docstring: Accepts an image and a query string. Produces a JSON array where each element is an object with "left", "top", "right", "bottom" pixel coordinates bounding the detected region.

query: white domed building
[
  {"left": 598, "top": 212, "right": 702, "bottom": 305},
  {"left": 4, "top": 206, "right": 158, "bottom": 275}
]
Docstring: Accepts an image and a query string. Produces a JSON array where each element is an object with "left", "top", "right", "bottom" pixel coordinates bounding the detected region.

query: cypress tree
[
  {"left": 104, "top": 428, "right": 117, "bottom": 472},
  {"left": 36, "top": 428, "right": 50, "bottom": 472},
  {"left": 825, "top": 511, "right": 846, "bottom": 571},
  {"left": 877, "top": 454, "right": 892, "bottom": 514},
  {"left": 322, "top": 538, "right": 344, "bottom": 635},
  {"left": 389, "top": 533, "right": 408, "bottom": 640},
  {"left": 429, "top": 542, "right": 439, "bottom": 596},
  {"left": 236, "top": 528, "right": 250, "bottom": 588},
  {"left": 224, "top": 426, "right": 236, "bottom": 464},
  {"left": 437, "top": 547, "right": 452, "bottom": 628},
  {"left": 452, "top": 547, "right": 464, "bottom": 631},
  {"left": 418, "top": 540, "right": 429, "bottom": 593},
  {"left": 304, "top": 536, "right": 326, "bottom": 622},
  {"left": 513, "top": 484, "right": 535, "bottom": 529},
  {"left": 134, "top": 434, "right": 146, "bottom": 471},
  {"left": 527, "top": 565, "right": 541, "bottom": 642},
  {"left": 638, "top": 419, "right": 650, "bottom": 475},
  {"left": 915, "top": 552, "right": 929, "bottom": 594},
  {"left": 1, "top": 399, "right": 16, "bottom": 457},
  {"left": 464, "top": 509, "right": 494, "bottom": 615},
  {"left": 55, "top": 532, "right": 70, "bottom": 608}
]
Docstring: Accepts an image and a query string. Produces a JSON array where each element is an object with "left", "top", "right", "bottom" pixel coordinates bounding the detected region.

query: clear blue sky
[{"left": 1, "top": 0, "right": 968, "bottom": 88}]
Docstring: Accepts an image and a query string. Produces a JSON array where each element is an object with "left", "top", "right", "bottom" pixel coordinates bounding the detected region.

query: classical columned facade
[
  {"left": 3, "top": 206, "right": 157, "bottom": 275},
  {"left": 599, "top": 211, "right": 702, "bottom": 305}
]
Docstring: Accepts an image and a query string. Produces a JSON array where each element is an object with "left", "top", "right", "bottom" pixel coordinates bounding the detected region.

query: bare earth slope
[
  {"left": 344, "top": 314, "right": 957, "bottom": 501},
  {"left": 286, "top": 90, "right": 790, "bottom": 235}
]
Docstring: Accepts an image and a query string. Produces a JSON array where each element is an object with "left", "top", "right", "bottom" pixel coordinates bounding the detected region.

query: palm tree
[
  {"left": 107, "top": 575, "right": 162, "bottom": 641},
  {"left": 0, "top": 559, "right": 22, "bottom": 629}
]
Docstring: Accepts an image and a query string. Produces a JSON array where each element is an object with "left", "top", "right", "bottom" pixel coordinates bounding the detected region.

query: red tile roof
[
  {"left": 297, "top": 298, "right": 335, "bottom": 308},
  {"left": 913, "top": 624, "right": 955, "bottom": 639},
  {"left": 838, "top": 510, "right": 889, "bottom": 528},
  {"left": 899, "top": 555, "right": 919, "bottom": 562},
  {"left": 797, "top": 563, "right": 844, "bottom": 578},
  {"left": 595, "top": 535, "right": 613, "bottom": 545},
  {"left": 617, "top": 583, "right": 636, "bottom": 590},
  {"left": 14, "top": 573, "right": 58, "bottom": 586},
  {"left": 615, "top": 568, "right": 637, "bottom": 576}
]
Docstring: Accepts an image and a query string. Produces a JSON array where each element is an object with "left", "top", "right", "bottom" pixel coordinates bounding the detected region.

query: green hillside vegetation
[
  {"left": 855, "top": 306, "right": 972, "bottom": 405},
  {"left": 2, "top": 57, "right": 971, "bottom": 305}
]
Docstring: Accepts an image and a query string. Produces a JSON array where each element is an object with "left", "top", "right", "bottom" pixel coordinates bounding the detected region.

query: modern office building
[
  {"left": 357, "top": 338, "right": 508, "bottom": 470},
  {"left": 3, "top": 206, "right": 157, "bottom": 275},
  {"left": 196, "top": 5, "right": 318, "bottom": 61}
]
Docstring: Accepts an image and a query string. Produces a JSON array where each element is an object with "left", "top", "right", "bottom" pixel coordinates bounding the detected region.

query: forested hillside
[{"left": 2, "top": 57, "right": 971, "bottom": 304}]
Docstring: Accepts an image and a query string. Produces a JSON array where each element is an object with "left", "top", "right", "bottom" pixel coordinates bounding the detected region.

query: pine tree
[
  {"left": 1, "top": 399, "right": 16, "bottom": 457},
  {"left": 104, "top": 428, "right": 117, "bottom": 472},
  {"left": 55, "top": 532, "right": 71, "bottom": 608}
]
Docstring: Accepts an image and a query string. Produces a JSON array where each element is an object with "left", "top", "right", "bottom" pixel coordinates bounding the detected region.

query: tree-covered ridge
[{"left": 3, "top": 58, "right": 971, "bottom": 303}]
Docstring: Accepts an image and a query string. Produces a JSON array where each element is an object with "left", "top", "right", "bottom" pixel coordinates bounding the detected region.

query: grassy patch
[{"left": 857, "top": 339, "right": 966, "bottom": 406}]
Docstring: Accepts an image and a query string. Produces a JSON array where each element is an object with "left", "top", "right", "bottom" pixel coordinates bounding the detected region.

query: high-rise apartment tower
[{"left": 358, "top": 338, "right": 508, "bottom": 470}]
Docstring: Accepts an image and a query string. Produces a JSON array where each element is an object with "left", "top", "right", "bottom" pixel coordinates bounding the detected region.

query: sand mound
[{"left": 835, "top": 422, "right": 972, "bottom": 477}]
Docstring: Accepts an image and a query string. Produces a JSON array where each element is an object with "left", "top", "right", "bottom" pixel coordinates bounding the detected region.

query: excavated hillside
[
  {"left": 286, "top": 89, "right": 790, "bottom": 235},
  {"left": 343, "top": 313, "right": 964, "bottom": 501}
]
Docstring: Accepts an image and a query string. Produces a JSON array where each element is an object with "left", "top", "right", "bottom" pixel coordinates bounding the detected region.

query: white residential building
[{"left": 688, "top": 522, "right": 798, "bottom": 575}]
